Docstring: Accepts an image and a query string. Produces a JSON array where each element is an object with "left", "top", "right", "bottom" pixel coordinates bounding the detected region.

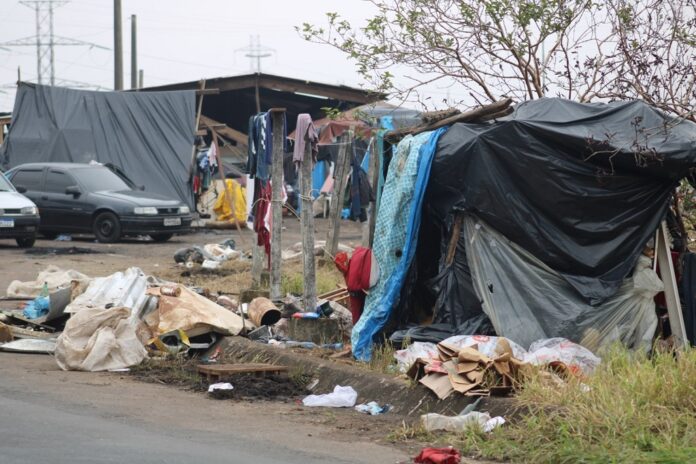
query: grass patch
[
  {"left": 365, "top": 340, "right": 399, "bottom": 375},
  {"left": 455, "top": 346, "right": 696, "bottom": 463},
  {"left": 129, "top": 355, "right": 206, "bottom": 391},
  {"left": 281, "top": 261, "right": 343, "bottom": 296}
]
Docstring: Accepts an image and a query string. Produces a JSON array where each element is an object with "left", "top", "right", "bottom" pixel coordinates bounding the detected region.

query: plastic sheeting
[
  {"left": 1, "top": 83, "right": 196, "bottom": 208},
  {"left": 427, "top": 98, "right": 696, "bottom": 303},
  {"left": 55, "top": 305, "right": 147, "bottom": 372},
  {"left": 351, "top": 129, "right": 446, "bottom": 361},
  {"left": 65, "top": 267, "right": 149, "bottom": 315},
  {"left": 6, "top": 265, "right": 90, "bottom": 298},
  {"left": 464, "top": 216, "right": 660, "bottom": 352}
]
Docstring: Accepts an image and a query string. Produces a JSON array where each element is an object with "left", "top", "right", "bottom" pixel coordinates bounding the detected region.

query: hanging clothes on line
[
  {"left": 349, "top": 142, "right": 373, "bottom": 222},
  {"left": 247, "top": 111, "right": 290, "bottom": 265}
]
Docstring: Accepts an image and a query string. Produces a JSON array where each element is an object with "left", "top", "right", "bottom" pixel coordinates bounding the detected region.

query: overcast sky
[{"left": 0, "top": 0, "right": 466, "bottom": 112}]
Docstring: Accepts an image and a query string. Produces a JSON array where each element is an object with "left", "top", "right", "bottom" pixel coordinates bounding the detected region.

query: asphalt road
[{"left": 0, "top": 354, "right": 408, "bottom": 464}]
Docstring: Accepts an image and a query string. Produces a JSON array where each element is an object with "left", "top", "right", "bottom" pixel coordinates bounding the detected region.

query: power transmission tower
[
  {"left": 235, "top": 36, "right": 275, "bottom": 73},
  {"left": 0, "top": 0, "right": 108, "bottom": 86}
]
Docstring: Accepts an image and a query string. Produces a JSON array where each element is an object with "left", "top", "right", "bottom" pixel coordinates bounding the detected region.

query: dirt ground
[
  {"left": 1, "top": 219, "right": 442, "bottom": 462},
  {"left": 0, "top": 217, "right": 365, "bottom": 294}
]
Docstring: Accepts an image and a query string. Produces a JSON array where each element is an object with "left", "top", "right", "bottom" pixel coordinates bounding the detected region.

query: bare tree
[{"left": 299, "top": 0, "right": 695, "bottom": 119}]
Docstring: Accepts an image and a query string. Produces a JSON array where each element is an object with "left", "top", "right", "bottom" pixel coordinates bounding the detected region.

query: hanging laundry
[
  {"left": 293, "top": 113, "right": 318, "bottom": 165},
  {"left": 349, "top": 145, "right": 373, "bottom": 222}
]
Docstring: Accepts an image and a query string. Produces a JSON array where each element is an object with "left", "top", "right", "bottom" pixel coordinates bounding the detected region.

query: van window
[
  {"left": 45, "top": 170, "right": 74, "bottom": 193},
  {"left": 11, "top": 169, "right": 43, "bottom": 191}
]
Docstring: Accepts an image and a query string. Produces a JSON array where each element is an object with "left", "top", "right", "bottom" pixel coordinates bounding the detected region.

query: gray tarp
[
  {"left": 464, "top": 216, "right": 660, "bottom": 352},
  {"left": 1, "top": 83, "right": 196, "bottom": 208}
]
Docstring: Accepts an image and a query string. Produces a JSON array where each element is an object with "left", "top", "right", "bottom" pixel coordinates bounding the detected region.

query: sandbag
[{"left": 55, "top": 306, "right": 147, "bottom": 372}]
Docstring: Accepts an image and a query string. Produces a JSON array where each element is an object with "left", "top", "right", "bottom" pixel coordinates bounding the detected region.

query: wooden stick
[
  {"left": 325, "top": 129, "right": 353, "bottom": 257},
  {"left": 656, "top": 221, "right": 688, "bottom": 348},
  {"left": 210, "top": 128, "right": 246, "bottom": 246},
  {"left": 385, "top": 98, "right": 513, "bottom": 143},
  {"left": 270, "top": 110, "right": 286, "bottom": 300},
  {"left": 188, "top": 79, "right": 206, "bottom": 180},
  {"left": 366, "top": 136, "right": 379, "bottom": 247},
  {"left": 300, "top": 138, "right": 317, "bottom": 312},
  {"left": 445, "top": 214, "right": 464, "bottom": 266}
]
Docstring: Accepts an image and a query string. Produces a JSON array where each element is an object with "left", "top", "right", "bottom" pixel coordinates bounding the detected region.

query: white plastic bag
[
  {"left": 439, "top": 335, "right": 528, "bottom": 360},
  {"left": 302, "top": 385, "right": 358, "bottom": 408},
  {"left": 525, "top": 338, "right": 601, "bottom": 375},
  {"left": 394, "top": 341, "right": 438, "bottom": 373},
  {"left": 208, "top": 382, "right": 234, "bottom": 393},
  {"left": 422, "top": 411, "right": 505, "bottom": 433}
]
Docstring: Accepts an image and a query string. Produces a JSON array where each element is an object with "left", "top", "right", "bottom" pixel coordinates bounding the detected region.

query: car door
[
  {"left": 41, "top": 169, "right": 90, "bottom": 231},
  {"left": 9, "top": 168, "right": 46, "bottom": 218}
]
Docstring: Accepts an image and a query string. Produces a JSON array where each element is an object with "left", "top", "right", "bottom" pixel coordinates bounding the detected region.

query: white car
[{"left": 0, "top": 172, "right": 40, "bottom": 248}]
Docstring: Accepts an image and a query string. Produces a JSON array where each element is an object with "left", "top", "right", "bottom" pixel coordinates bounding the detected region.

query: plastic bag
[
  {"left": 524, "top": 338, "right": 601, "bottom": 376},
  {"left": 302, "top": 385, "right": 358, "bottom": 408},
  {"left": 421, "top": 411, "right": 505, "bottom": 433},
  {"left": 22, "top": 296, "right": 49, "bottom": 319},
  {"left": 394, "top": 341, "right": 438, "bottom": 373},
  {"left": 439, "top": 335, "right": 528, "bottom": 360}
]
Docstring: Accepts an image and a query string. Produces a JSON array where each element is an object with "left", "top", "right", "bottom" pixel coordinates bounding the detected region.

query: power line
[
  {"left": 235, "top": 35, "right": 275, "bottom": 73},
  {"left": 0, "top": 0, "right": 108, "bottom": 86}
]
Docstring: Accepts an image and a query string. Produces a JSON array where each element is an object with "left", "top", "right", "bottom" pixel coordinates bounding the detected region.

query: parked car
[
  {"left": 0, "top": 171, "right": 40, "bottom": 248},
  {"left": 7, "top": 163, "right": 192, "bottom": 243}
]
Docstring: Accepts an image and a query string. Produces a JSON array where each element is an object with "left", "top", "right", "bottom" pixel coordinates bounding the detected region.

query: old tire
[
  {"left": 93, "top": 211, "right": 121, "bottom": 243},
  {"left": 150, "top": 233, "right": 173, "bottom": 243},
  {"left": 16, "top": 237, "right": 35, "bottom": 248}
]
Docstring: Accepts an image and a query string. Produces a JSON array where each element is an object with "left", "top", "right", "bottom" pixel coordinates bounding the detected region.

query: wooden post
[
  {"left": 210, "top": 129, "right": 246, "bottom": 246},
  {"left": 188, "top": 79, "right": 206, "bottom": 180},
  {"left": 363, "top": 136, "right": 379, "bottom": 247},
  {"left": 269, "top": 108, "right": 286, "bottom": 301},
  {"left": 300, "top": 139, "right": 317, "bottom": 312},
  {"left": 656, "top": 221, "right": 688, "bottom": 348},
  {"left": 325, "top": 129, "right": 353, "bottom": 258}
]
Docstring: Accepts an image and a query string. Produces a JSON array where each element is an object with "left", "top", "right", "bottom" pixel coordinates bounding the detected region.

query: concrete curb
[{"left": 217, "top": 337, "right": 513, "bottom": 419}]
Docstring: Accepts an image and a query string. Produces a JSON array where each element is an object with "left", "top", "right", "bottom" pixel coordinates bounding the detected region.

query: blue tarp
[{"left": 351, "top": 128, "right": 446, "bottom": 361}]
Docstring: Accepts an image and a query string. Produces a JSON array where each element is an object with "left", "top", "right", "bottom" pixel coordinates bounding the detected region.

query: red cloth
[
  {"left": 253, "top": 180, "right": 272, "bottom": 267},
  {"left": 334, "top": 247, "right": 375, "bottom": 324},
  {"left": 414, "top": 447, "right": 461, "bottom": 464},
  {"left": 345, "top": 247, "right": 373, "bottom": 324}
]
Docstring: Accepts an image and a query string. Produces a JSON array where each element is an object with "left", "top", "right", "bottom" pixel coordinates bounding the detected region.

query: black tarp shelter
[{"left": 1, "top": 83, "right": 197, "bottom": 208}]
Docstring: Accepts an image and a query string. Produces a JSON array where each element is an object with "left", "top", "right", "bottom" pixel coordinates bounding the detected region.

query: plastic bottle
[{"left": 39, "top": 281, "right": 49, "bottom": 298}]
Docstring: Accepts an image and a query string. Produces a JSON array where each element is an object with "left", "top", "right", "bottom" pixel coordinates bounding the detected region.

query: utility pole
[
  {"left": 114, "top": 0, "right": 123, "bottom": 90},
  {"left": 130, "top": 14, "right": 137, "bottom": 89},
  {"left": 0, "top": 1, "right": 108, "bottom": 86},
  {"left": 138, "top": 69, "right": 144, "bottom": 89},
  {"left": 235, "top": 35, "right": 275, "bottom": 73}
]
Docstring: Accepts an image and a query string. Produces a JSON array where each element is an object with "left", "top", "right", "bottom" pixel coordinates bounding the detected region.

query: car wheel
[
  {"left": 16, "top": 237, "right": 36, "bottom": 248},
  {"left": 40, "top": 231, "right": 58, "bottom": 240},
  {"left": 150, "top": 233, "right": 174, "bottom": 243},
  {"left": 93, "top": 212, "right": 121, "bottom": 243}
]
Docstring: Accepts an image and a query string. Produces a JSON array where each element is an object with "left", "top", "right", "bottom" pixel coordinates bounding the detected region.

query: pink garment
[{"left": 293, "top": 114, "right": 318, "bottom": 164}]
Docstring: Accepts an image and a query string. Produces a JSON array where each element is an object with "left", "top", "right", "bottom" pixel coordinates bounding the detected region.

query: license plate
[
  {"left": 0, "top": 219, "right": 14, "bottom": 228},
  {"left": 163, "top": 218, "right": 181, "bottom": 227}
]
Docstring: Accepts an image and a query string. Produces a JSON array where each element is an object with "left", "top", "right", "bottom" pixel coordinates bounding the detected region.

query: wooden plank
[
  {"left": 269, "top": 110, "right": 286, "bottom": 300},
  {"left": 300, "top": 138, "right": 317, "bottom": 312},
  {"left": 325, "top": 130, "right": 353, "bottom": 258},
  {"left": 188, "top": 79, "right": 206, "bottom": 180},
  {"left": 195, "top": 88, "right": 220, "bottom": 95},
  {"left": 656, "top": 221, "right": 688, "bottom": 347},
  {"left": 197, "top": 363, "right": 287, "bottom": 375},
  {"left": 365, "top": 136, "right": 378, "bottom": 247}
]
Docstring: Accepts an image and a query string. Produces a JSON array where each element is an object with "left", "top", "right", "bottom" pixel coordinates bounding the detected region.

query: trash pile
[
  {"left": 0, "top": 266, "right": 251, "bottom": 371},
  {"left": 396, "top": 335, "right": 600, "bottom": 399},
  {"left": 173, "top": 239, "right": 241, "bottom": 270}
]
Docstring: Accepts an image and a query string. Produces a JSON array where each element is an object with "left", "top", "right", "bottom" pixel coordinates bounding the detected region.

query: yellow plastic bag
[{"left": 213, "top": 179, "right": 246, "bottom": 223}]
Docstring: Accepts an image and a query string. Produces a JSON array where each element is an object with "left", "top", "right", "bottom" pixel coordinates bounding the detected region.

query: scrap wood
[
  {"left": 385, "top": 98, "right": 513, "bottom": 143},
  {"left": 0, "top": 321, "right": 12, "bottom": 342},
  {"left": 196, "top": 363, "right": 288, "bottom": 381}
]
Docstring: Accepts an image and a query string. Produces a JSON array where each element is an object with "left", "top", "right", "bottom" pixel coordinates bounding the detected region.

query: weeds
[
  {"left": 365, "top": 340, "right": 399, "bottom": 375},
  {"left": 130, "top": 355, "right": 206, "bottom": 391},
  {"left": 456, "top": 346, "right": 696, "bottom": 463}
]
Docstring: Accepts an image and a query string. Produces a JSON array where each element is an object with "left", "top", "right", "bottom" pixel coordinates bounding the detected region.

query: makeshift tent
[
  {"left": 354, "top": 98, "right": 696, "bottom": 360},
  {"left": 1, "top": 83, "right": 197, "bottom": 209}
]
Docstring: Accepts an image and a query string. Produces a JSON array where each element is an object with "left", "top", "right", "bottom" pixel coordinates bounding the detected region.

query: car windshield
[
  {"left": 72, "top": 167, "right": 131, "bottom": 192},
  {"left": 0, "top": 173, "right": 15, "bottom": 192}
]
